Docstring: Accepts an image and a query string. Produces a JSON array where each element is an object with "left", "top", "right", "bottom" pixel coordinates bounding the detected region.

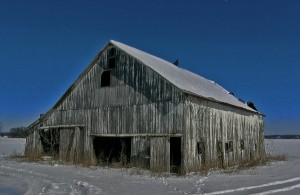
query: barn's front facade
[{"left": 25, "top": 40, "right": 264, "bottom": 173}]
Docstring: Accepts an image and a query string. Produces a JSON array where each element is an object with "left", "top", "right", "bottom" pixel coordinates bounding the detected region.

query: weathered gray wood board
[
  {"left": 25, "top": 127, "right": 43, "bottom": 159},
  {"left": 150, "top": 137, "right": 170, "bottom": 172},
  {"left": 59, "top": 127, "right": 83, "bottom": 162}
]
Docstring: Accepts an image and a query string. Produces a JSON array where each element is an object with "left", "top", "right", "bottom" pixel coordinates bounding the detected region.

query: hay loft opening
[
  {"left": 101, "top": 70, "right": 111, "bottom": 87},
  {"left": 93, "top": 137, "right": 131, "bottom": 166},
  {"left": 108, "top": 58, "right": 116, "bottom": 68},
  {"left": 108, "top": 47, "right": 116, "bottom": 68}
]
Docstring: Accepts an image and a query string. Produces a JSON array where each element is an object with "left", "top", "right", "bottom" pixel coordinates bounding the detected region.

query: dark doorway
[
  {"left": 39, "top": 129, "right": 60, "bottom": 156},
  {"left": 93, "top": 137, "right": 131, "bottom": 166},
  {"left": 170, "top": 137, "right": 181, "bottom": 173}
]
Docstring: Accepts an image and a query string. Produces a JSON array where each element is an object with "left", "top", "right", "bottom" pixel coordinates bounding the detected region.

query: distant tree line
[
  {"left": 265, "top": 135, "right": 300, "bottom": 139},
  {"left": 0, "top": 124, "right": 27, "bottom": 138},
  {"left": 9, "top": 127, "right": 27, "bottom": 138}
]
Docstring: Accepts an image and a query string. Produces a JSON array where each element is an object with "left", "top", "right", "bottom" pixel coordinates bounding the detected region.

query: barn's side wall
[
  {"left": 25, "top": 126, "right": 43, "bottom": 159},
  {"left": 34, "top": 44, "right": 185, "bottom": 164},
  {"left": 183, "top": 95, "right": 264, "bottom": 173}
]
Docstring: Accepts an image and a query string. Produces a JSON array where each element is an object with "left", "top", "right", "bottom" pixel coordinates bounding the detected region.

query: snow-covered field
[
  {"left": 1, "top": 138, "right": 300, "bottom": 195},
  {"left": 0, "top": 137, "right": 26, "bottom": 157}
]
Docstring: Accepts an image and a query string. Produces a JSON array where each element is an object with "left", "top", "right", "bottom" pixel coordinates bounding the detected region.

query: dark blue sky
[{"left": 0, "top": 0, "right": 299, "bottom": 134}]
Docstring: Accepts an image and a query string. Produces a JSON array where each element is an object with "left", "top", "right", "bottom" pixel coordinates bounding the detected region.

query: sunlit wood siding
[
  {"left": 25, "top": 124, "right": 43, "bottom": 159},
  {"left": 183, "top": 95, "right": 264, "bottom": 173}
]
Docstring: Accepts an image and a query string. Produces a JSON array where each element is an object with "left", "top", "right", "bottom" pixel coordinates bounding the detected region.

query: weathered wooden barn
[{"left": 25, "top": 40, "right": 265, "bottom": 173}]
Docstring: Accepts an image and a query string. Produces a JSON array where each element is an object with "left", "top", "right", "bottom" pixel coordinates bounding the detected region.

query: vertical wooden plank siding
[
  {"left": 58, "top": 127, "right": 83, "bottom": 162},
  {"left": 183, "top": 95, "right": 264, "bottom": 172},
  {"left": 59, "top": 129, "right": 73, "bottom": 161},
  {"left": 150, "top": 137, "right": 170, "bottom": 172},
  {"left": 25, "top": 127, "right": 43, "bottom": 158}
]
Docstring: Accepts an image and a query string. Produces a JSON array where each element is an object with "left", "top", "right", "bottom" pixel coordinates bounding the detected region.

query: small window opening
[
  {"left": 196, "top": 142, "right": 205, "bottom": 155},
  {"left": 109, "top": 47, "right": 116, "bottom": 57},
  {"left": 225, "top": 142, "right": 229, "bottom": 151},
  {"left": 225, "top": 141, "right": 233, "bottom": 152},
  {"left": 108, "top": 57, "right": 116, "bottom": 68},
  {"left": 240, "top": 140, "right": 245, "bottom": 150},
  {"left": 101, "top": 71, "right": 111, "bottom": 87}
]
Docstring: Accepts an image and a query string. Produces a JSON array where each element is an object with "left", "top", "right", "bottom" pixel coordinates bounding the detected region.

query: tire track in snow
[
  {"left": 194, "top": 177, "right": 300, "bottom": 195},
  {"left": 251, "top": 183, "right": 300, "bottom": 195}
]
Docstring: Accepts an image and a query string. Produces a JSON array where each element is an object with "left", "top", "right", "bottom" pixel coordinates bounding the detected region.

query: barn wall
[
  {"left": 150, "top": 137, "right": 170, "bottom": 172},
  {"left": 183, "top": 95, "right": 264, "bottom": 173},
  {"left": 25, "top": 127, "right": 43, "bottom": 158},
  {"left": 38, "top": 44, "right": 185, "bottom": 162}
]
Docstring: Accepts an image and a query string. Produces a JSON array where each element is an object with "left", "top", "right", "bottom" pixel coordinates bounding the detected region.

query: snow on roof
[{"left": 110, "top": 40, "right": 256, "bottom": 112}]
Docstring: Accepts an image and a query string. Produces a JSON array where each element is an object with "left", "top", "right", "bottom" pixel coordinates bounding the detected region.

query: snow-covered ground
[
  {"left": 0, "top": 138, "right": 300, "bottom": 195},
  {"left": 0, "top": 137, "right": 25, "bottom": 157}
]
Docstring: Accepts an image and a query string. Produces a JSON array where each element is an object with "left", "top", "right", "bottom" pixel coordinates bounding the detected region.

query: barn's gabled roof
[
  {"left": 29, "top": 40, "right": 259, "bottom": 129},
  {"left": 110, "top": 40, "right": 257, "bottom": 112}
]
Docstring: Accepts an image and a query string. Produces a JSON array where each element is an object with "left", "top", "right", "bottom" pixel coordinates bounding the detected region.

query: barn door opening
[
  {"left": 170, "top": 137, "right": 181, "bottom": 173},
  {"left": 39, "top": 129, "right": 60, "bottom": 157},
  {"left": 93, "top": 137, "right": 131, "bottom": 166}
]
